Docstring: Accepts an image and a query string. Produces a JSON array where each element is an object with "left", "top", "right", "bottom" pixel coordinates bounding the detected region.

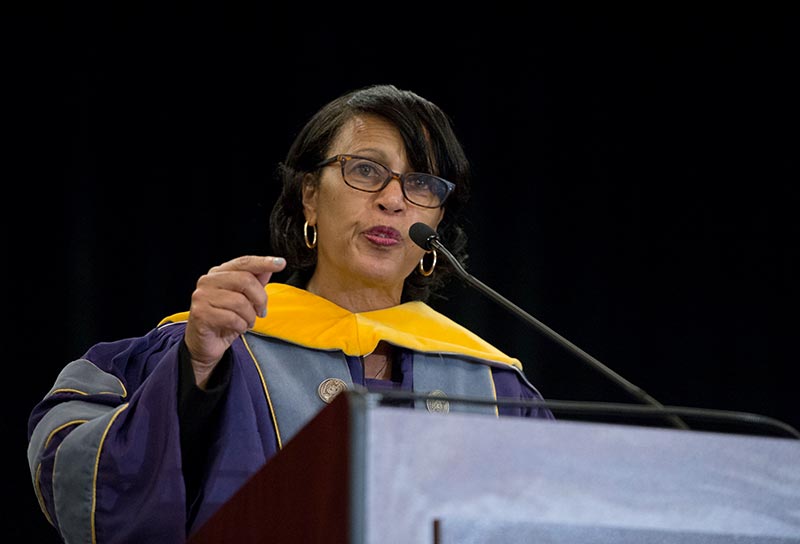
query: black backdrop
[{"left": 8, "top": 6, "right": 797, "bottom": 542}]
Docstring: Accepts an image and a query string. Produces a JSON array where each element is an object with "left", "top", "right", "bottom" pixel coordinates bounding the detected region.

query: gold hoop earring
[
  {"left": 418, "top": 249, "right": 437, "bottom": 277},
  {"left": 303, "top": 220, "right": 317, "bottom": 249}
]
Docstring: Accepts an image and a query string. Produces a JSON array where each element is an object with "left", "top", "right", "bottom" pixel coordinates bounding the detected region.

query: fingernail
[
  {"left": 260, "top": 308, "right": 267, "bottom": 318},
  {"left": 272, "top": 257, "right": 285, "bottom": 266}
]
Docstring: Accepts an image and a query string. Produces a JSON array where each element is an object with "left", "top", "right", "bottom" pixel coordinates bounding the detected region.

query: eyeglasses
[{"left": 316, "top": 154, "right": 455, "bottom": 209}]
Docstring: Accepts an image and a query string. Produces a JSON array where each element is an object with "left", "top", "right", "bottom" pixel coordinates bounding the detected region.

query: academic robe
[{"left": 27, "top": 283, "right": 553, "bottom": 543}]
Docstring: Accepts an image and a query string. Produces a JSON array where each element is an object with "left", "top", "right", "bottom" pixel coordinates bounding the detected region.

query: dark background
[{"left": 7, "top": 6, "right": 797, "bottom": 542}]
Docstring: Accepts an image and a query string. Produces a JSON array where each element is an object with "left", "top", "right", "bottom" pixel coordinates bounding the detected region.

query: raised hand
[{"left": 184, "top": 255, "right": 286, "bottom": 387}]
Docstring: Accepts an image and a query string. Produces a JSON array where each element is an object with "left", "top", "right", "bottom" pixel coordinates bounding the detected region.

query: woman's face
[{"left": 302, "top": 114, "right": 444, "bottom": 299}]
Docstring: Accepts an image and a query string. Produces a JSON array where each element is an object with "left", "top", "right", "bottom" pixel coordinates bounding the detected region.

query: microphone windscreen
[{"left": 409, "top": 222, "right": 437, "bottom": 250}]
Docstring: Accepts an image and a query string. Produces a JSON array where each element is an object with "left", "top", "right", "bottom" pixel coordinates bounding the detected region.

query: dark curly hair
[{"left": 269, "top": 84, "right": 471, "bottom": 303}]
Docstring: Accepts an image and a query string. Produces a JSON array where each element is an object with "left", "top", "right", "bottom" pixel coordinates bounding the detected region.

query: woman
[{"left": 27, "top": 84, "right": 553, "bottom": 543}]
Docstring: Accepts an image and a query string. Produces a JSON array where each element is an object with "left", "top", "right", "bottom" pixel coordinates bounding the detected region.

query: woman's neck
[{"left": 306, "top": 274, "right": 402, "bottom": 313}]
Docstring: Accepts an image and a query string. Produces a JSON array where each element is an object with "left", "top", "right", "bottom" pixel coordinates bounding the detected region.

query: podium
[{"left": 189, "top": 391, "right": 800, "bottom": 543}]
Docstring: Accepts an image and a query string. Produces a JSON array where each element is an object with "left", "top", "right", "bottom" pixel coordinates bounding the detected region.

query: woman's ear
[{"left": 301, "top": 174, "right": 318, "bottom": 224}]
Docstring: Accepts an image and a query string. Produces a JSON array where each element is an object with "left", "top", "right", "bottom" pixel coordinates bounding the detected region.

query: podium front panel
[{"left": 363, "top": 406, "right": 800, "bottom": 543}]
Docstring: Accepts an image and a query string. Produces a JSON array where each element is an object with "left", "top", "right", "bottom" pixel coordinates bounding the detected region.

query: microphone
[{"left": 409, "top": 222, "right": 691, "bottom": 431}]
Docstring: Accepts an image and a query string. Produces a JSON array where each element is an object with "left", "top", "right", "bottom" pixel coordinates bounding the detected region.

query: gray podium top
[{"left": 358, "top": 400, "right": 800, "bottom": 544}]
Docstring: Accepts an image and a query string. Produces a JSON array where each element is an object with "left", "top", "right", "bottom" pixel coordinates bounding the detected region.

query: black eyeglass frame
[{"left": 315, "top": 154, "right": 455, "bottom": 209}]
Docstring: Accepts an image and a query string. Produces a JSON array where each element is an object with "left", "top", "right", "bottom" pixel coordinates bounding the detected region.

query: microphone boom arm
[{"left": 429, "top": 237, "right": 691, "bottom": 431}]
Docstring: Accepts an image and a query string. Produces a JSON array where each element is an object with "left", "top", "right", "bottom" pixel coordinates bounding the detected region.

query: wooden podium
[{"left": 189, "top": 391, "right": 800, "bottom": 543}]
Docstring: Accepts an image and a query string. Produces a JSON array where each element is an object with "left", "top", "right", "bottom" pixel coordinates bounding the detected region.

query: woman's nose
[{"left": 375, "top": 175, "right": 407, "bottom": 212}]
